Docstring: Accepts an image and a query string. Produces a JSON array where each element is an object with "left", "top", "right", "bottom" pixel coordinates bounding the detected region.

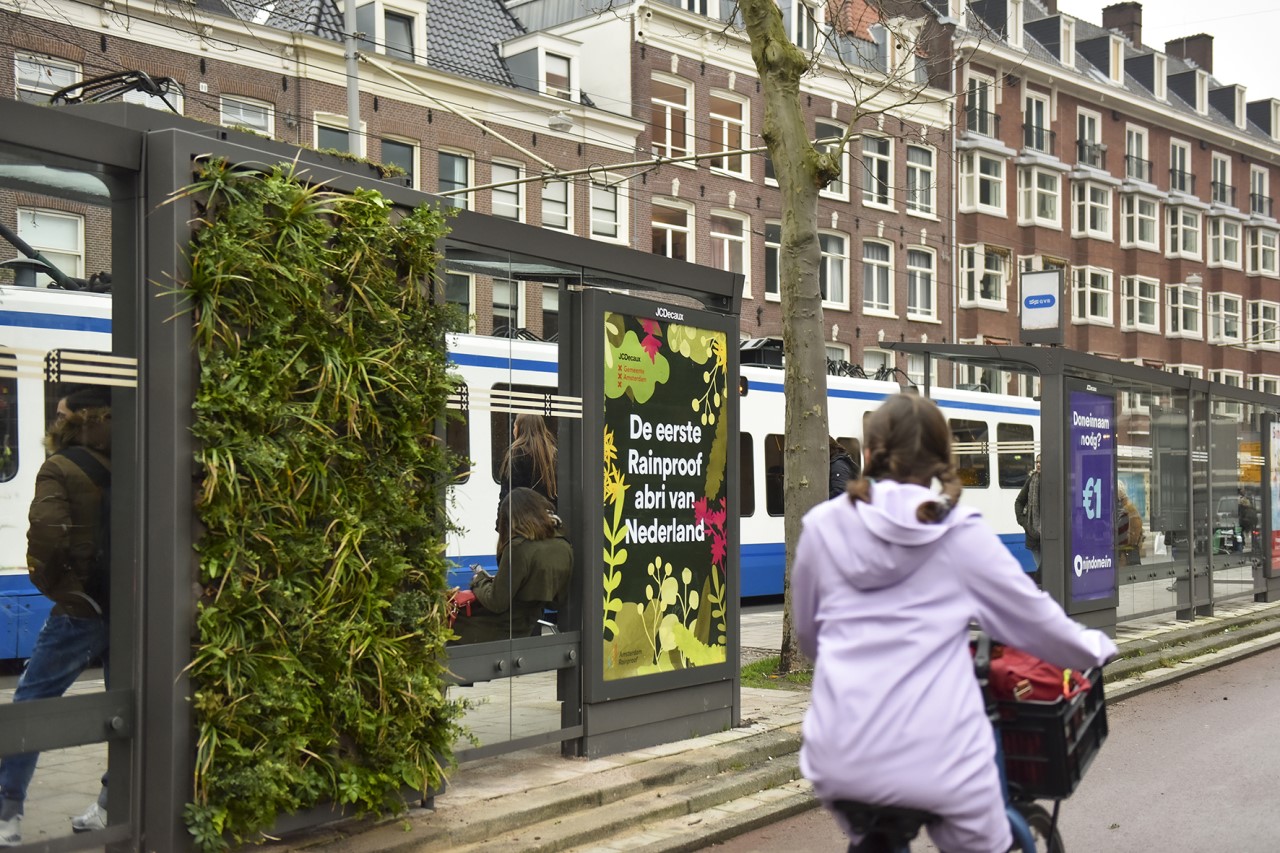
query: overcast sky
[{"left": 1059, "top": 1, "right": 1279, "bottom": 103}]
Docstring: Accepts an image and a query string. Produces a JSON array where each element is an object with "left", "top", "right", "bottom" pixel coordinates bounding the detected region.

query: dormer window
[
  {"left": 790, "top": 0, "right": 821, "bottom": 51},
  {"left": 1235, "top": 87, "right": 1247, "bottom": 130},
  {"left": 1008, "top": 0, "right": 1024, "bottom": 50},
  {"left": 1061, "top": 17, "right": 1076, "bottom": 67},
  {"left": 500, "top": 33, "right": 582, "bottom": 103},
  {"left": 545, "top": 53, "right": 571, "bottom": 101},
  {"left": 1195, "top": 70, "right": 1208, "bottom": 115},
  {"left": 355, "top": 1, "right": 423, "bottom": 63},
  {"left": 1153, "top": 54, "right": 1167, "bottom": 100},
  {"left": 1109, "top": 35, "right": 1124, "bottom": 85}
]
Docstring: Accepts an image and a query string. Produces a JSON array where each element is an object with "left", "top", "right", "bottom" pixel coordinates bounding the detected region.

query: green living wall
[{"left": 179, "top": 160, "right": 464, "bottom": 850}]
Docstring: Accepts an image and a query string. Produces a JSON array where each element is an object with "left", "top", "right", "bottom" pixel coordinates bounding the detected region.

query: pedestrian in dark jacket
[
  {"left": 828, "top": 436, "right": 859, "bottom": 500},
  {"left": 452, "top": 488, "right": 573, "bottom": 644},
  {"left": 498, "top": 414, "right": 557, "bottom": 506},
  {"left": 1013, "top": 454, "right": 1042, "bottom": 584},
  {"left": 0, "top": 386, "right": 112, "bottom": 846}
]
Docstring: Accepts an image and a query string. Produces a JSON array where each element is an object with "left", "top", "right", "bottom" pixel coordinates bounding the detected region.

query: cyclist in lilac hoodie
[{"left": 793, "top": 393, "right": 1116, "bottom": 853}]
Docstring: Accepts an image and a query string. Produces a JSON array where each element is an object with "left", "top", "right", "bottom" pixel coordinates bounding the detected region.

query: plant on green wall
[{"left": 177, "top": 158, "right": 465, "bottom": 851}]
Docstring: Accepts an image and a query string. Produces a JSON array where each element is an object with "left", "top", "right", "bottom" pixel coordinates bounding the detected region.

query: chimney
[
  {"left": 1102, "top": 2, "right": 1141, "bottom": 47},
  {"left": 1166, "top": 33, "right": 1213, "bottom": 74}
]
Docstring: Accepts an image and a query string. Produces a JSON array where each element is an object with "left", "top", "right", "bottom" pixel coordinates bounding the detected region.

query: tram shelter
[{"left": 889, "top": 341, "right": 1280, "bottom": 633}]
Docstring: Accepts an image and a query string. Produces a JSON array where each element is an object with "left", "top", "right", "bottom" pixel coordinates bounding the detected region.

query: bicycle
[{"left": 830, "top": 635, "right": 1107, "bottom": 852}]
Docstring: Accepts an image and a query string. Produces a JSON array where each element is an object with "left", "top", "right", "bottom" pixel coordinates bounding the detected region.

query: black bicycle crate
[{"left": 996, "top": 667, "right": 1108, "bottom": 799}]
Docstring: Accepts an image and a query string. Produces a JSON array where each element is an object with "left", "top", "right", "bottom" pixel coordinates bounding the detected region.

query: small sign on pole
[{"left": 1020, "top": 268, "right": 1064, "bottom": 345}]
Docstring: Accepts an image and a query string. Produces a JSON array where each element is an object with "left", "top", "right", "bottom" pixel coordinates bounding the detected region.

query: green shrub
[{"left": 178, "top": 159, "right": 465, "bottom": 850}]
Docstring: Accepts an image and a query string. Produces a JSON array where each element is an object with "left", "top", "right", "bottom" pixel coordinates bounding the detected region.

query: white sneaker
[
  {"left": 71, "top": 801, "right": 107, "bottom": 833},
  {"left": 0, "top": 814, "right": 20, "bottom": 847}
]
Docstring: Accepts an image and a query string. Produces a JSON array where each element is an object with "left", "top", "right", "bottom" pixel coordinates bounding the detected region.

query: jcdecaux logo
[{"left": 1024, "top": 294, "right": 1056, "bottom": 310}]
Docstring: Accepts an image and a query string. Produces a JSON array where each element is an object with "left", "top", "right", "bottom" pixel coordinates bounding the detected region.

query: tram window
[
  {"left": 0, "top": 350, "right": 15, "bottom": 483},
  {"left": 43, "top": 350, "right": 113, "bottom": 429},
  {"left": 950, "top": 418, "right": 990, "bottom": 488},
  {"left": 739, "top": 432, "right": 755, "bottom": 517},
  {"left": 765, "top": 433, "right": 785, "bottom": 516},
  {"left": 996, "top": 423, "right": 1035, "bottom": 488},
  {"left": 446, "top": 411, "right": 470, "bottom": 483},
  {"left": 489, "top": 383, "right": 558, "bottom": 483}
]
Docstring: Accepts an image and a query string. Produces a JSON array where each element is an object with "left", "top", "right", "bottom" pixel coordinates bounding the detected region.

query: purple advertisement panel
[{"left": 1069, "top": 387, "right": 1116, "bottom": 603}]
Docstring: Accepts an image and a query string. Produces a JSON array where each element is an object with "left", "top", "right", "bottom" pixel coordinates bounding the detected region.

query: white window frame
[
  {"left": 315, "top": 114, "right": 367, "bottom": 157},
  {"left": 541, "top": 179, "right": 573, "bottom": 232},
  {"left": 1072, "top": 266, "right": 1113, "bottom": 325},
  {"left": 862, "top": 348, "right": 892, "bottom": 378},
  {"left": 651, "top": 74, "right": 692, "bottom": 161},
  {"left": 1208, "top": 217, "right": 1243, "bottom": 269},
  {"left": 123, "top": 81, "right": 184, "bottom": 114},
  {"left": 709, "top": 91, "right": 749, "bottom": 178},
  {"left": 1208, "top": 292, "right": 1243, "bottom": 345},
  {"left": 1076, "top": 108, "right": 1103, "bottom": 168},
  {"left": 356, "top": 0, "right": 425, "bottom": 63},
  {"left": 1166, "top": 206, "right": 1202, "bottom": 260},
  {"left": 1169, "top": 139, "right": 1192, "bottom": 194},
  {"left": 379, "top": 136, "right": 418, "bottom": 189},
  {"left": 1071, "top": 180, "right": 1112, "bottom": 240},
  {"left": 437, "top": 148, "right": 472, "bottom": 209},
  {"left": 861, "top": 135, "right": 893, "bottom": 209},
  {"left": 651, "top": 200, "right": 692, "bottom": 262},
  {"left": 543, "top": 52, "right": 574, "bottom": 101},
  {"left": 818, "top": 231, "right": 849, "bottom": 310},
  {"left": 1023, "top": 92, "right": 1050, "bottom": 154},
  {"left": 1248, "top": 227, "right": 1279, "bottom": 277},
  {"left": 220, "top": 95, "right": 274, "bottom": 136},
  {"left": 15, "top": 207, "right": 84, "bottom": 287},
  {"left": 1124, "top": 125, "right": 1150, "bottom": 182},
  {"left": 790, "top": 0, "right": 821, "bottom": 51},
  {"left": 443, "top": 271, "right": 476, "bottom": 332},
  {"left": 1252, "top": 374, "right": 1280, "bottom": 396},
  {"left": 14, "top": 53, "right": 79, "bottom": 104},
  {"left": 906, "top": 247, "right": 936, "bottom": 321},
  {"left": 1121, "top": 193, "right": 1159, "bottom": 251},
  {"left": 709, "top": 210, "right": 749, "bottom": 293},
  {"left": 1211, "top": 153, "right": 1233, "bottom": 207},
  {"left": 959, "top": 151, "right": 1006, "bottom": 216},
  {"left": 764, "top": 221, "right": 781, "bottom": 302},
  {"left": 905, "top": 144, "right": 935, "bottom": 216},
  {"left": 1017, "top": 166, "right": 1061, "bottom": 228},
  {"left": 1168, "top": 363, "right": 1203, "bottom": 379},
  {"left": 491, "top": 279, "right": 526, "bottom": 332},
  {"left": 491, "top": 160, "right": 524, "bottom": 222},
  {"left": 965, "top": 71, "right": 997, "bottom": 137},
  {"left": 1121, "top": 275, "right": 1161, "bottom": 334},
  {"left": 1249, "top": 300, "right": 1280, "bottom": 351},
  {"left": 817, "top": 120, "right": 849, "bottom": 201},
  {"left": 589, "top": 177, "right": 627, "bottom": 244},
  {"left": 906, "top": 353, "right": 938, "bottom": 389},
  {"left": 861, "top": 240, "right": 893, "bottom": 315},
  {"left": 958, "top": 244, "right": 1009, "bottom": 309},
  {"left": 1153, "top": 54, "right": 1168, "bottom": 100},
  {"left": 1167, "top": 282, "right": 1203, "bottom": 340},
  {"left": 1251, "top": 166, "right": 1272, "bottom": 218}
]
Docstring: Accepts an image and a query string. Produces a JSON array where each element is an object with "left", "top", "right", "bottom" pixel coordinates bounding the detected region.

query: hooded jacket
[
  {"left": 28, "top": 406, "right": 111, "bottom": 619},
  {"left": 793, "top": 480, "right": 1115, "bottom": 850}
]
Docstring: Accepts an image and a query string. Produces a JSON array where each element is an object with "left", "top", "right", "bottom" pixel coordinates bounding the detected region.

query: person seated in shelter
[{"left": 451, "top": 488, "right": 573, "bottom": 645}]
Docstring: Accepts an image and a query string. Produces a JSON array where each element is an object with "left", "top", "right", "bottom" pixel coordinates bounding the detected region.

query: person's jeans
[{"left": 0, "top": 614, "right": 108, "bottom": 815}]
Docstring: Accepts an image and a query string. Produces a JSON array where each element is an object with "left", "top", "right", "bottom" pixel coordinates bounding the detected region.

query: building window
[
  {"left": 383, "top": 11, "right": 415, "bottom": 60},
  {"left": 1023, "top": 92, "right": 1051, "bottom": 153},
  {"left": 492, "top": 279, "right": 523, "bottom": 334},
  {"left": 1121, "top": 194, "right": 1159, "bottom": 250},
  {"left": 491, "top": 162, "right": 523, "bottom": 221},
  {"left": 1169, "top": 140, "right": 1192, "bottom": 194},
  {"left": 438, "top": 151, "right": 472, "bottom": 210},
  {"left": 1249, "top": 301, "right": 1280, "bottom": 351},
  {"left": 1072, "top": 266, "right": 1113, "bottom": 324},
  {"left": 1250, "top": 166, "right": 1272, "bottom": 218},
  {"left": 906, "top": 248, "right": 935, "bottom": 321},
  {"left": 1211, "top": 153, "right": 1233, "bottom": 207},
  {"left": 122, "top": 80, "right": 183, "bottom": 113},
  {"left": 959, "top": 245, "right": 1008, "bottom": 308},
  {"left": 380, "top": 138, "right": 417, "bottom": 188},
  {"left": 1248, "top": 228, "right": 1279, "bottom": 276},
  {"left": 863, "top": 348, "right": 891, "bottom": 378},
  {"left": 542, "top": 180, "right": 571, "bottom": 231},
  {"left": 590, "top": 182, "right": 622, "bottom": 240},
  {"left": 1017, "top": 167, "right": 1060, "bottom": 228},
  {"left": 15, "top": 208, "right": 83, "bottom": 287},
  {"left": 1252, "top": 375, "right": 1280, "bottom": 395},
  {"left": 709, "top": 92, "right": 748, "bottom": 177},
  {"left": 14, "top": 54, "right": 78, "bottom": 104},
  {"left": 317, "top": 124, "right": 350, "bottom": 152},
  {"left": 444, "top": 272, "right": 473, "bottom": 330},
  {"left": 1072, "top": 181, "right": 1112, "bottom": 239},
  {"left": 651, "top": 76, "right": 690, "bottom": 159},
  {"left": 819, "top": 232, "right": 848, "bottom": 308},
  {"left": 545, "top": 53, "right": 572, "bottom": 100},
  {"left": 905, "top": 145, "right": 935, "bottom": 215},
  {"left": 817, "top": 120, "right": 848, "bottom": 201},
  {"left": 356, "top": 3, "right": 420, "bottom": 62},
  {"left": 1166, "top": 206, "right": 1201, "bottom": 259},
  {"left": 710, "top": 212, "right": 748, "bottom": 287},
  {"left": 861, "top": 136, "right": 892, "bottom": 208},
  {"left": 965, "top": 73, "right": 997, "bottom": 137},
  {"left": 1208, "top": 217, "right": 1242, "bottom": 269},
  {"left": 862, "top": 240, "right": 892, "bottom": 314},
  {"left": 959, "top": 152, "right": 1006, "bottom": 215},
  {"left": 1208, "top": 293, "right": 1243, "bottom": 345},
  {"left": 764, "top": 222, "right": 781, "bottom": 301},
  {"left": 1124, "top": 126, "right": 1150, "bottom": 182},
  {"left": 1121, "top": 275, "right": 1160, "bottom": 333},
  {"left": 906, "top": 353, "right": 937, "bottom": 389},
  {"left": 220, "top": 95, "right": 274, "bottom": 136},
  {"left": 1167, "top": 282, "right": 1203, "bottom": 339},
  {"left": 1076, "top": 109, "right": 1103, "bottom": 168},
  {"left": 652, "top": 202, "right": 690, "bottom": 261},
  {"left": 542, "top": 284, "right": 560, "bottom": 341},
  {"left": 790, "top": 0, "right": 820, "bottom": 50}
]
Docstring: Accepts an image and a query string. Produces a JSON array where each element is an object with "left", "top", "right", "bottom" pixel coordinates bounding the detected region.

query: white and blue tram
[{"left": 0, "top": 286, "right": 1040, "bottom": 658}]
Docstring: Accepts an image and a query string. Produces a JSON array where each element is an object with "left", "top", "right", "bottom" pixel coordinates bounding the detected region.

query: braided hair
[{"left": 847, "top": 393, "right": 962, "bottom": 523}]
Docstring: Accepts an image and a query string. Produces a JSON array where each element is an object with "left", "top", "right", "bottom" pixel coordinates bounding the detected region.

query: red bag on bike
[{"left": 989, "top": 645, "right": 1091, "bottom": 702}]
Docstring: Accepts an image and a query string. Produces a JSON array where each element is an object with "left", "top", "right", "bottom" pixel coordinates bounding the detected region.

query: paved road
[{"left": 710, "top": 647, "right": 1280, "bottom": 852}]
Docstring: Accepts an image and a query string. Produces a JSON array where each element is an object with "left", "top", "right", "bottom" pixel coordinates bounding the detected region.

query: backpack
[
  {"left": 989, "top": 645, "right": 1090, "bottom": 703},
  {"left": 58, "top": 446, "right": 111, "bottom": 616}
]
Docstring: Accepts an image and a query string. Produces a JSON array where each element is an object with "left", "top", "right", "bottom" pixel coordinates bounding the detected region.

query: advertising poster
[
  {"left": 1068, "top": 386, "right": 1116, "bottom": 602},
  {"left": 601, "top": 311, "right": 730, "bottom": 681},
  {"left": 1270, "top": 421, "right": 1280, "bottom": 563}
]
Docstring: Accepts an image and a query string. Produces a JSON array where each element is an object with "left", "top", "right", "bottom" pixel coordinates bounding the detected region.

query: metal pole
[{"left": 344, "top": 0, "right": 361, "bottom": 155}]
